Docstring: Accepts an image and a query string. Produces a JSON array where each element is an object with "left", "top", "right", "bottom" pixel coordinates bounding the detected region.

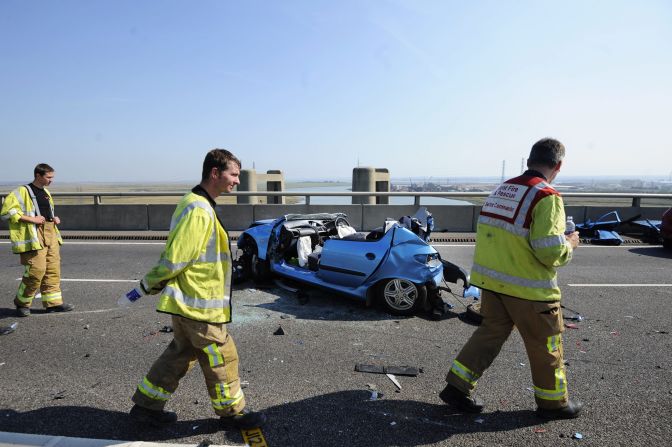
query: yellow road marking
[{"left": 241, "top": 427, "right": 269, "bottom": 447}]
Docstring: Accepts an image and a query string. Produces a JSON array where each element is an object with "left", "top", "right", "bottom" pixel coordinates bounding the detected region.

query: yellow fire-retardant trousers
[
  {"left": 132, "top": 315, "right": 246, "bottom": 417},
  {"left": 14, "top": 221, "right": 63, "bottom": 309},
  {"left": 446, "top": 290, "right": 569, "bottom": 410}
]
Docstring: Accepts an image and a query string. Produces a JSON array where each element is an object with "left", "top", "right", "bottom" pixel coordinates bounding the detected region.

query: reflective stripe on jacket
[
  {"left": 0, "top": 185, "right": 62, "bottom": 254},
  {"left": 143, "top": 192, "right": 233, "bottom": 323},
  {"left": 470, "top": 175, "right": 573, "bottom": 301}
]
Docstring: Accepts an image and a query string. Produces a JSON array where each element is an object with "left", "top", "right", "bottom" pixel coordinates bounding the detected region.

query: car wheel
[
  {"left": 378, "top": 279, "right": 426, "bottom": 316},
  {"left": 663, "top": 238, "right": 672, "bottom": 250},
  {"left": 242, "top": 239, "right": 270, "bottom": 282}
]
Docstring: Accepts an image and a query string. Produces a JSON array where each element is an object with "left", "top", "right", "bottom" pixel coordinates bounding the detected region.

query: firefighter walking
[
  {"left": 1, "top": 163, "right": 74, "bottom": 316},
  {"left": 440, "top": 138, "right": 582, "bottom": 419},
  {"left": 124, "top": 149, "right": 266, "bottom": 430}
]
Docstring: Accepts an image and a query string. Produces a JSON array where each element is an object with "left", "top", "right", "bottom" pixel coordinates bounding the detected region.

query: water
[{"left": 284, "top": 185, "right": 473, "bottom": 205}]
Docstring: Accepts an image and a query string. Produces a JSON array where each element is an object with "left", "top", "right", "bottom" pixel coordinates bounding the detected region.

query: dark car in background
[{"left": 661, "top": 208, "right": 672, "bottom": 249}]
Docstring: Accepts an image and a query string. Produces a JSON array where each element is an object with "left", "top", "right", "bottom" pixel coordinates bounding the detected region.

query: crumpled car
[{"left": 236, "top": 211, "right": 475, "bottom": 316}]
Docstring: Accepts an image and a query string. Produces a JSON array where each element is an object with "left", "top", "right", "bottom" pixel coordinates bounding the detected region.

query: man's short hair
[
  {"left": 34, "top": 163, "right": 54, "bottom": 177},
  {"left": 201, "top": 149, "right": 241, "bottom": 181},
  {"left": 528, "top": 138, "right": 565, "bottom": 169}
]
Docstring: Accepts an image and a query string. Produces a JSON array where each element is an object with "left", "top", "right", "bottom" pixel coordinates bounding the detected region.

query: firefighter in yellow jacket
[
  {"left": 1, "top": 163, "right": 74, "bottom": 317},
  {"left": 440, "top": 138, "right": 582, "bottom": 419},
  {"left": 124, "top": 149, "right": 266, "bottom": 429}
]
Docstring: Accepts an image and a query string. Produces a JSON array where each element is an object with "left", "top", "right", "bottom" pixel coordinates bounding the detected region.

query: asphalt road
[{"left": 0, "top": 239, "right": 671, "bottom": 446}]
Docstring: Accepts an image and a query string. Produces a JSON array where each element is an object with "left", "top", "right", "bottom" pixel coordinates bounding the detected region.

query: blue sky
[{"left": 1, "top": 0, "right": 671, "bottom": 183}]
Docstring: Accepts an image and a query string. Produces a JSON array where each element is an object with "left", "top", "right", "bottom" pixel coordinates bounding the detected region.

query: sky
[{"left": 1, "top": 0, "right": 671, "bottom": 183}]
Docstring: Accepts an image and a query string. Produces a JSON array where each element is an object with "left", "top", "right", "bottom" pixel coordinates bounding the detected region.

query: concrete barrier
[{"left": 0, "top": 204, "right": 669, "bottom": 232}]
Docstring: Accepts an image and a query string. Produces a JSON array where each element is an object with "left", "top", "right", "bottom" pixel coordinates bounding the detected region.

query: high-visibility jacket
[
  {"left": 141, "top": 191, "right": 233, "bottom": 323},
  {"left": 0, "top": 185, "right": 63, "bottom": 254},
  {"left": 471, "top": 173, "right": 573, "bottom": 302}
]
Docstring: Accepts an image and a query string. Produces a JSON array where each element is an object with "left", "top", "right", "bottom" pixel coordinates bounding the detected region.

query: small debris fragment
[
  {"left": 0, "top": 322, "right": 18, "bottom": 336},
  {"left": 390, "top": 421, "right": 397, "bottom": 426},
  {"left": 369, "top": 390, "right": 379, "bottom": 401},
  {"left": 84, "top": 353, "right": 90, "bottom": 358},
  {"left": 159, "top": 325, "right": 173, "bottom": 333},
  {"left": 564, "top": 323, "right": 579, "bottom": 329},
  {"left": 83, "top": 324, "right": 90, "bottom": 330},
  {"left": 534, "top": 428, "right": 547, "bottom": 433},
  {"left": 474, "top": 418, "right": 484, "bottom": 424},
  {"left": 53, "top": 391, "right": 66, "bottom": 400},
  {"left": 572, "top": 432, "right": 583, "bottom": 439},
  {"left": 240, "top": 380, "right": 249, "bottom": 389},
  {"left": 386, "top": 373, "right": 402, "bottom": 390},
  {"left": 273, "top": 326, "right": 285, "bottom": 335},
  {"left": 355, "top": 364, "right": 419, "bottom": 376},
  {"left": 610, "top": 331, "right": 620, "bottom": 336}
]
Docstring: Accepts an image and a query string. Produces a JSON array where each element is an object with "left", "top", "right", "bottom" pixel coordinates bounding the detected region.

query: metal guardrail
[{"left": 2, "top": 191, "right": 672, "bottom": 206}]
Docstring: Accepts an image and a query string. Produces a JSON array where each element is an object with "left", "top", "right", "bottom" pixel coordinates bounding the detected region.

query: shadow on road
[
  {"left": 1, "top": 391, "right": 541, "bottom": 446},
  {"left": 238, "top": 281, "right": 474, "bottom": 325},
  {"left": 628, "top": 246, "right": 672, "bottom": 259}
]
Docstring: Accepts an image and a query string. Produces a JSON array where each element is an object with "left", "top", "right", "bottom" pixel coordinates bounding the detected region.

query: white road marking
[
  {"left": 568, "top": 284, "right": 672, "bottom": 287},
  {"left": 432, "top": 244, "right": 659, "bottom": 248},
  {"left": 0, "top": 241, "right": 165, "bottom": 245},
  {"left": 1, "top": 241, "right": 661, "bottom": 248},
  {"left": 65, "top": 241, "right": 166, "bottom": 245},
  {"left": 16, "top": 278, "right": 137, "bottom": 282}
]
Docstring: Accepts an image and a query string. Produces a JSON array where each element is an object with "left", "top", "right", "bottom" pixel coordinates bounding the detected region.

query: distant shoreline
[{"left": 2, "top": 174, "right": 670, "bottom": 189}]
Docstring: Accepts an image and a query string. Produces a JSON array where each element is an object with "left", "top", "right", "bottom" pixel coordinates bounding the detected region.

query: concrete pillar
[
  {"left": 238, "top": 169, "right": 258, "bottom": 204},
  {"left": 266, "top": 170, "right": 285, "bottom": 204},
  {"left": 352, "top": 167, "right": 376, "bottom": 204},
  {"left": 352, "top": 167, "right": 390, "bottom": 204},
  {"left": 375, "top": 168, "right": 390, "bottom": 204}
]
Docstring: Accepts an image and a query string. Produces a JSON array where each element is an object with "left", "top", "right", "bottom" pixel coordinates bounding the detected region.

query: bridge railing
[
  {"left": 1, "top": 191, "right": 670, "bottom": 232},
  {"left": 2, "top": 190, "right": 672, "bottom": 206}
]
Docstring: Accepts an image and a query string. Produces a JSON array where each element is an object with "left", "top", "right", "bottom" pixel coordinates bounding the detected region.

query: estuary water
[{"left": 284, "top": 185, "right": 472, "bottom": 205}]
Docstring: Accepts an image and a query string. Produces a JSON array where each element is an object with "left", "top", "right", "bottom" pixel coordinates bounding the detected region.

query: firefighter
[
  {"left": 124, "top": 149, "right": 266, "bottom": 430},
  {"left": 1, "top": 163, "right": 74, "bottom": 316},
  {"left": 440, "top": 138, "right": 582, "bottom": 419}
]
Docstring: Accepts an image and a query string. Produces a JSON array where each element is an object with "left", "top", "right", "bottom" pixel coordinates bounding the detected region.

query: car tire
[
  {"left": 663, "top": 238, "right": 672, "bottom": 250},
  {"left": 377, "top": 278, "right": 426, "bottom": 316},
  {"left": 242, "top": 238, "right": 271, "bottom": 283}
]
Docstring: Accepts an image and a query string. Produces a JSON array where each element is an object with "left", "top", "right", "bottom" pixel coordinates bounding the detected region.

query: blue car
[{"left": 236, "top": 212, "right": 473, "bottom": 316}]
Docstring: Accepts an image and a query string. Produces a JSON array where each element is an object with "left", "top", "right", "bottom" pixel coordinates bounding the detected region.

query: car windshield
[{"left": 284, "top": 213, "right": 347, "bottom": 222}]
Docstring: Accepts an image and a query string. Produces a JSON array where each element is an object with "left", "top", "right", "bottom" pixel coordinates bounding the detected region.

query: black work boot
[
  {"left": 221, "top": 409, "right": 267, "bottom": 430},
  {"left": 16, "top": 307, "right": 31, "bottom": 317},
  {"left": 439, "top": 383, "right": 484, "bottom": 413},
  {"left": 46, "top": 303, "right": 75, "bottom": 313},
  {"left": 129, "top": 404, "right": 178, "bottom": 426},
  {"left": 536, "top": 400, "right": 583, "bottom": 420}
]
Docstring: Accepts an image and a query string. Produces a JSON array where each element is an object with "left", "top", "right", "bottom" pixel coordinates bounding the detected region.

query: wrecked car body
[{"left": 236, "top": 211, "right": 474, "bottom": 316}]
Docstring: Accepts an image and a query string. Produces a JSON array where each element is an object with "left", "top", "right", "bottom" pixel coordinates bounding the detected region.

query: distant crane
[{"left": 501, "top": 160, "right": 506, "bottom": 183}]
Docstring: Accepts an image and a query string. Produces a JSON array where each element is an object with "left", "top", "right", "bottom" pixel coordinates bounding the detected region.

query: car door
[{"left": 316, "top": 234, "right": 391, "bottom": 287}]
